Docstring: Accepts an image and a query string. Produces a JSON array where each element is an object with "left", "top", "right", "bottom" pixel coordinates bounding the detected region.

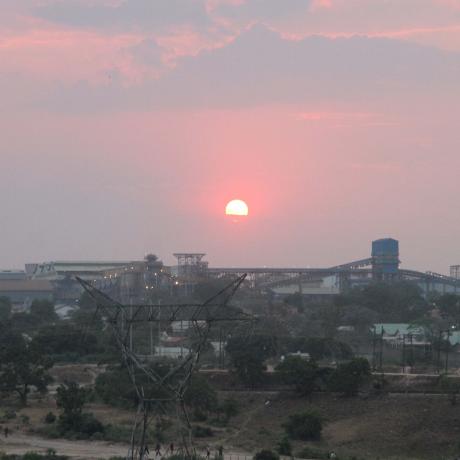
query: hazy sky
[{"left": 1, "top": 0, "right": 460, "bottom": 272}]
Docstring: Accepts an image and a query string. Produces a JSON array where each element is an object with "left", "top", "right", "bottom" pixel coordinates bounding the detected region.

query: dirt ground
[
  {"left": 223, "top": 391, "right": 460, "bottom": 460},
  {"left": 0, "top": 432, "right": 127, "bottom": 459},
  {"left": 2, "top": 364, "right": 460, "bottom": 460}
]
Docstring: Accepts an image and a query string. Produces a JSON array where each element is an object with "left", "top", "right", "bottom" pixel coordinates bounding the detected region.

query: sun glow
[{"left": 225, "top": 199, "right": 249, "bottom": 216}]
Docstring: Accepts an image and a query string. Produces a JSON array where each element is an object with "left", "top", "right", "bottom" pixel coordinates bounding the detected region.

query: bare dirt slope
[{"left": 223, "top": 391, "right": 460, "bottom": 460}]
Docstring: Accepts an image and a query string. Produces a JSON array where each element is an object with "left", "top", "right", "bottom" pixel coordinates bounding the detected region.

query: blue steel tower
[{"left": 371, "top": 238, "right": 400, "bottom": 281}]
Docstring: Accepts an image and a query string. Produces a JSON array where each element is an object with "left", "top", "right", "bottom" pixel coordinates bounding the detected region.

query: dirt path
[
  {"left": 0, "top": 432, "right": 257, "bottom": 460},
  {"left": 0, "top": 432, "right": 128, "bottom": 459}
]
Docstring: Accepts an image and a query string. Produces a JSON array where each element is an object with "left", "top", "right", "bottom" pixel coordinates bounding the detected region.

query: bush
[
  {"left": 284, "top": 411, "right": 322, "bottom": 441},
  {"left": 219, "top": 398, "right": 239, "bottom": 421},
  {"left": 2, "top": 410, "right": 16, "bottom": 420},
  {"left": 44, "top": 412, "right": 56, "bottom": 424},
  {"left": 276, "top": 437, "right": 292, "bottom": 456},
  {"left": 253, "top": 450, "right": 279, "bottom": 460},
  {"left": 327, "top": 358, "right": 371, "bottom": 397},
  {"left": 103, "top": 424, "right": 132, "bottom": 443},
  {"left": 192, "top": 425, "right": 214, "bottom": 438},
  {"left": 276, "top": 357, "right": 319, "bottom": 396},
  {"left": 55, "top": 412, "right": 104, "bottom": 439},
  {"left": 77, "top": 412, "right": 104, "bottom": 437}
]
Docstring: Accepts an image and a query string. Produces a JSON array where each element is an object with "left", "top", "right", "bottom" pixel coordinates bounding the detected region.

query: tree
[
  {"left": 283, "top": 411, "right": 323, "bottom": 441},
  {"left": 56, "top": 381, "right": 104, "bottom": 436},
  {"left": 328, "top": 357, "right": 371, "bottom": 397},
  {"left": 280, "top": 337, "right": 353, "bottom": 361},
  {"left": 184, "top": 374, "right": 218, "bottom": 417},
  {"left": 0, "top": 296, "right": 12, "bottom": 321},
  {"left": 95, "top": 362, "right": 177, "bottom": 408},
  {"left": 30, "top": 299, "right": 58, "bottom": 323},
  {"left": 275, "top": 356, "right": 319, "bottom": 396},
  {"left": 338, "top": 281, "right": 429, "bottom": 323},
  {"left": 227, "top": 335, "right": 277, "bottom": 362},
  {"left": 56, "top": 382, "right": 87, "bottom": 421},
  {"left": 220, "top": 397, "right": 239, "bottom": 422},
  {"left": 437, "top": 294, "right": 460, "bottom": 324},
  {"left": 32, "top": 323, "right": 99, "bottom": 358},
  {"left": 342, "top": 305, "right": 379, "bottom": 335},
  {"left": 317, "top": 304, "right": 343, "bottom": 338},
  {"left": 56, "top": 382, "right": 104, "bottom": 437},
  {"left": 0, "top": 328, "right": 53, "bottom": 405},
  {"left": 230, "top": 349, "right": 266, "bottom": 387}
]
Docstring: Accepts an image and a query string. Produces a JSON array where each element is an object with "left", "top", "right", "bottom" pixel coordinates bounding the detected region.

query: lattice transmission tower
[{"left": 77, "top": 274, "right": 252, "bottom": 460}]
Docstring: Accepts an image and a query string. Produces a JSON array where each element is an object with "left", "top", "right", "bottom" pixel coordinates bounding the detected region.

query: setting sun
[{"left": 225, "top": 199, "right": 249, "bottom": 216}]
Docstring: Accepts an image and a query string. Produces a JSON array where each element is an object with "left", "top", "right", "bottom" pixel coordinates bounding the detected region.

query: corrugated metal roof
[
  {"left": 373, "top": 323, "right": 424, "bottom": 336},
  {"left": 0, "top": 280, "right": 53, "bottom": 292}
]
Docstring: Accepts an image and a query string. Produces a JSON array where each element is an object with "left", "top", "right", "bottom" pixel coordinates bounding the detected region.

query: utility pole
[
  {"left": 372, "top": 326, "right": 377, "bottom": 371},
  {"left": 402, "top": 334, "right": 406, "bottom": 373},
  {"left": 437, "top": 330, "right": 442, "bottom": 374},
  {"left": 158, "top": 299, "right": 161, "bottom": 357},
  {"left": 445, "top": 329, "right": 451, "bottom": 374}
]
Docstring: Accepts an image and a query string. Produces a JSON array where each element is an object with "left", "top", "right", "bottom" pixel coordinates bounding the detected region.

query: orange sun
[{"left": 225, "top": 199, "right": 249, "bottom": 217}]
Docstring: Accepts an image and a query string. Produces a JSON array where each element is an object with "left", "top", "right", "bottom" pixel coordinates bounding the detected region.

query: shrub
[
  {"left": 76, "top": 412, "right": 104, "bottom": 437},
  {"left": 253, "top": 450, "right": 279, "bottom": 460},
  {"left": 44, "top": 412, "right": 56, "bottom": 424},
  {"left": 220, "top": 398, "right": 239, "bottom": 421},
  {"left": 2, "top": 410, "right": 16, "bottom": 420},
  {"left": 276, "top": 356, "right": 319, "bottom": 396},
  {"left": 284, "top": 411, "right": 322, "bottom": 441},
  {"left": 327, "top": 358, "right": 371, "bottom": 397},
  {"left": 276, "top": 437, "right": 292, "bottom": 456},
  {"left": 192, "top": 425, "right": 214, "bottom": 438}
]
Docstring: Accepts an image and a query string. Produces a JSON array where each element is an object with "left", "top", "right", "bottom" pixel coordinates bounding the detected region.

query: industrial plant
[{"left": 1, "top": 238, "right": 459, "bottom": 312}]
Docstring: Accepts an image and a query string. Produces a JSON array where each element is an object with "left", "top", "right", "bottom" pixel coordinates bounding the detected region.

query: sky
[{"left": 1, "top": 0, "right": 460, "bottom": 273}]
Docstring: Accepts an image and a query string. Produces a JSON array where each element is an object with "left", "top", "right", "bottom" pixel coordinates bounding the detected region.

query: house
[{"left": 372, "top": 323, "right": 429, "bottom": 348}]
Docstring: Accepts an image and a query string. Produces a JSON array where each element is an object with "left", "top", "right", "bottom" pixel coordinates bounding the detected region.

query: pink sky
[{"left": 1, "top": 0, "right": 459, "bottom": 273}]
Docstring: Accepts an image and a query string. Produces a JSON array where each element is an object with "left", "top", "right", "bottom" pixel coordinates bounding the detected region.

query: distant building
[
  {"left": 450, "top": 265, "right": 460, "bottom": 280},
  {"left": 372, "top": 323, "right": 429, "bottom": 348},
  {"left": 30, "top": 260, "right": 139, "bottom": 302},
  {"left": 0, "top": 270, "right": 27, "bottom": 281},
  {"left": 372, "top": 238, "right": 400, "bottom": 280},
  {"left": 0, "top": 279, "right": 53, "bottom": 309}
]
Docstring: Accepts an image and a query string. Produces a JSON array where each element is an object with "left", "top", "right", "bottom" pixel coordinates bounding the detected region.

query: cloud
[
  {"left": 213, "top": 0, "right": 312, "bottom": 23},
  {"left": 34, "top": 0, "right": 212, "bottom": 32},
  {"left": 32, "top": 25, "right": 459, "bottom": 113}
]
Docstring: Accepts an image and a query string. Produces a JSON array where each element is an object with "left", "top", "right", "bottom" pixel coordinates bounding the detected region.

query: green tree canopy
[
  {"left": 437, "top": 294, "right": 460, "bottom": 323},
  {"left": 0, "top": 296, "right": 12, "bottom": 321},
  {"left": 30, "top": 299, "right": 58, "bottom": 323},
  {"left": 184, "top": 374, "right": 218, "bottom": 414},
  {"left": 328, "top": 357, "right": 371, "bottom": 397},
  {"left": 276, "top": 356, "right": 319, "bottom": 396},
  {"left": 0, "top": 327, "right": 53, "bottom": 405},
  {"left": 337, "top": 281, "right": 429, "bottom": 323},
  {"left": 229, "top": 349, "right": 266, "bottom": 388},
  {"left": 32, "top": 323, "right": 99, "bottom": 358}
]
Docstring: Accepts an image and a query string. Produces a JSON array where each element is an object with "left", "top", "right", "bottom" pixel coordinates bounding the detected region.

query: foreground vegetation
[{"left": 2, "top": 279, "right": 460, "bottom": 459}]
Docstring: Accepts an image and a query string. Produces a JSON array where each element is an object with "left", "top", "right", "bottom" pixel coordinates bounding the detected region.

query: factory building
[{"left": 1, "top": 238, "right": 460, "bottom": 308}]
